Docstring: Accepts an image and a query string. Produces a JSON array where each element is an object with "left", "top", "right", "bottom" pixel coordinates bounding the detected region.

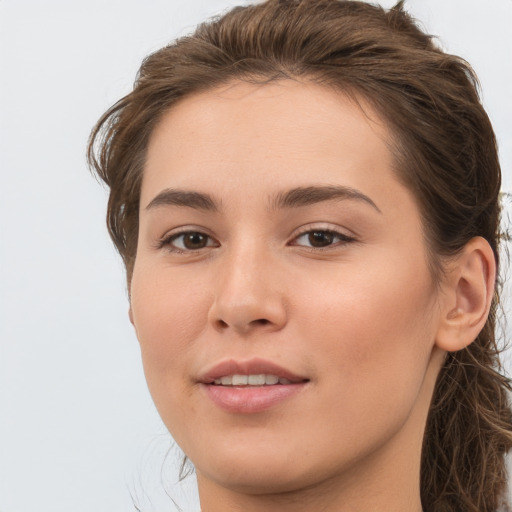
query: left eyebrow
[{"left": 269, "top": 185, "right": 381, "bottom": 213}]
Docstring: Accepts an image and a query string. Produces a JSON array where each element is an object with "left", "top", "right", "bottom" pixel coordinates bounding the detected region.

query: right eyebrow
[{"left": 145, "top": 188, "right": 220, "bottom": 212}]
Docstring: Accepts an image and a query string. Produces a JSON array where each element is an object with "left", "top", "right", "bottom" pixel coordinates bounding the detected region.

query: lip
[
  {"left": 198, "top": 357, "right": 308, "bottom": 384},
  {"left": 198, "top": 358, "right": 309, "bottom": 414}
]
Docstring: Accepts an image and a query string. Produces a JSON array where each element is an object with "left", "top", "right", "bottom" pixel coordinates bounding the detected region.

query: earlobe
[{"left": 435, "top": 237, "right": 496, "bottom": 352}]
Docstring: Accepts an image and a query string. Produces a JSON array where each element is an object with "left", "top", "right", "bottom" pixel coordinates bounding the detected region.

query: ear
[{"left": 435, "top": 236, "right": 496, "bottom": 352}]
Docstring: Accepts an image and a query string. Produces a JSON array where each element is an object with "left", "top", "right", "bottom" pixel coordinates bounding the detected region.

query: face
[{"left": 130, "top": 81, "right": 444, "bottom": 498}]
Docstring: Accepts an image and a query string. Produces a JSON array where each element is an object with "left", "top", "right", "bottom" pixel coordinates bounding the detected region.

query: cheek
[
  {"left": 296, "top": 258, "right": 437, "bottom": 400},
  {"left": 130, "top": 263, "right": 211, "bottom": 386},
  {"left": 285, "top": 267, "right": 438, "bottom": 465}
]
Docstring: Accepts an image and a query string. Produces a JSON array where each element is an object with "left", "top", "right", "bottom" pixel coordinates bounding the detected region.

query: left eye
[{"left": 292, "top": 229, "right": 354, "bottom": 248}]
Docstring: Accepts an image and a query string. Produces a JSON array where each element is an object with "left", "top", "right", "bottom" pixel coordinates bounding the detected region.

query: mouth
[
  {"left": 199, "top": 358, "right": 309, "bottom": 386},
  {"left": 199, "top": 358, "right": 309, "bottom": 413},
  {"left": 211, "top": 374, "right": 297, "bottom": 386}
]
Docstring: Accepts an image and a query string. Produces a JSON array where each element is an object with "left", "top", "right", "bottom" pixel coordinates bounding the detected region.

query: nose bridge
[{"left": 209, "top": 235, "right": 287, "bottom": 334}]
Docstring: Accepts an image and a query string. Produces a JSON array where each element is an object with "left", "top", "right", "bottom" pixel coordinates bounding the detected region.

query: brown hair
[{"left": 88, "top": 1, "right": 512, "bottom": 510}]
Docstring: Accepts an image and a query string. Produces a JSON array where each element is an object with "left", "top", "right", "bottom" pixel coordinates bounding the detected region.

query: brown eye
[
  {"left": 163, "top": 231, "right": 217, "bottom": 252},
  {"left": 308, "top": 231, "right": 335, "bottom": 247},
  {"left": 292, "top": 229, "right": 355, "bottom": 249},
  {"left": 182, "top": 232, "right": 208, "bottom": 249}
]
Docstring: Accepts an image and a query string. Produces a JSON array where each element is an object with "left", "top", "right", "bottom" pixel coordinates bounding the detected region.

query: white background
[{"left": 1, "top": 1, "right": 511, "bottom": 511}]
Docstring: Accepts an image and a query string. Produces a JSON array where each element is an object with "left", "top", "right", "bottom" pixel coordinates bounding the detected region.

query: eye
[
  {"left": 292, "top": 229, "right": 355, "bottom": 249},
  {"left": 160, "top": 230, "right": 218, "bottom": 252}
]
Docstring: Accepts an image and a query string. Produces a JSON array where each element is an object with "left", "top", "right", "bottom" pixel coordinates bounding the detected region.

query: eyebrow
[
  {"left": 270, "top": 185, "right": 381, "bottom": 213},
  {"left": 145, "top": 189, "right": 220, "bottom": 212},
  {"left": 145, "top": 185, "right": 381, "bottom": 214}
]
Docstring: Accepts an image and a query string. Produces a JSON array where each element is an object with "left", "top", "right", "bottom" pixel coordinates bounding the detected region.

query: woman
[{"left": 88, "top": 0, "right": 512, "bottom": 510}]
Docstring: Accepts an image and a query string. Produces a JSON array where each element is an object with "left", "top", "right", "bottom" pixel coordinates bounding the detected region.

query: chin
[
  {"left": 196, "top": 459, "right": 319, "bottom": 496},
  {"left": 185, "top": 433, "right": 311, "bottom": 492}
]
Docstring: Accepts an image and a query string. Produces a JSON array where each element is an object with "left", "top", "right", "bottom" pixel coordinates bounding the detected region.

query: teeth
[
  {"left": 211, "top": 374, "right": 295, "bottom": 386},
  {"left": 232, "top": 374, "right": 248, "bottom": 386},
  {"left": 265, "top": 375, "right": 279, "bottom": 385},
  {"left": 248, "top": 374, "right": 266, "bottom": 385}
]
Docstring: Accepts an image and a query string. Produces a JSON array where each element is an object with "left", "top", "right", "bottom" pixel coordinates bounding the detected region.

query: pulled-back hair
[{"left": 88, "top": 1, "right": 512, "bottom": 510}]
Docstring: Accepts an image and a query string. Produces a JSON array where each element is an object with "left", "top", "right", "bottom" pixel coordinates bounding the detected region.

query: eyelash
[
  {"left": 290, "top": 227, "right": 356, "bottom": 251},
  {"left": 157, "top": 227, "right": 356, "bottom": 253},
  {"left": 157, "top": 230, "right": 219, "bottom": 253}
]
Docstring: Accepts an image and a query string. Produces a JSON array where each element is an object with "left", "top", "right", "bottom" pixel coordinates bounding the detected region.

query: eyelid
[
  {"left": 288, "top": 224, "right": 357, "bottom": 249},
  {"left": 153, "top": 223, "right": 356, "bottom": 252},
  {"left": 156, "top": 226, "right": 219, "bottom": 252}
]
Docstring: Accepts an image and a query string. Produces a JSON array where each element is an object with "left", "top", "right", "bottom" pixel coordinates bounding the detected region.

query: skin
[{"left": 128, "top": 80, "right": 493, "bottom": 512}]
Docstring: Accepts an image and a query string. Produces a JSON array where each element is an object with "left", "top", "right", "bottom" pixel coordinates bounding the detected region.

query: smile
[
  {"left": 212, "top": 374, "right": 293, "bottom": 386},
  {"left": 199, "top": 357, "right": 308, "bottom": 384},
  {"left": 199, "top": 359, "right": 309, "bottom": 413}
]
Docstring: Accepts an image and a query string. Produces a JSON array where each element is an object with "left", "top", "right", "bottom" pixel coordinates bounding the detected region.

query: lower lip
[{"left": 203, "top": 383, "right": 306, "bottom": 413}]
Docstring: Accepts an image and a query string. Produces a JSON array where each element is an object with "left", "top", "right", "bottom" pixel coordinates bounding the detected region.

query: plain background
[{"left": 1, "top": 1, "right": 511, "bottom": 511}]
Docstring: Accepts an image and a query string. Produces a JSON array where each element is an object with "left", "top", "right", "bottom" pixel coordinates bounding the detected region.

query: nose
[{"left": 208, "top": 242, "right": 288, "bottom": 335}]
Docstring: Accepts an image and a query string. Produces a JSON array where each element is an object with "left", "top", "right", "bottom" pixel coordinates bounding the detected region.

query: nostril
[{"left": 214, "top": 318, "right": 271, "bottom": 330}]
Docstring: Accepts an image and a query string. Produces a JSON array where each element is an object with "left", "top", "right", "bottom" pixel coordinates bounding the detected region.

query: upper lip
[{"left": 198, "top": 358, "right": 309, "bottom": 384}]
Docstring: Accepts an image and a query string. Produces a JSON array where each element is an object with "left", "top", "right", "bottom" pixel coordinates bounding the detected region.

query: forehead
[{"left": 142, "top": 80, "right": 400, "bottom": 209}]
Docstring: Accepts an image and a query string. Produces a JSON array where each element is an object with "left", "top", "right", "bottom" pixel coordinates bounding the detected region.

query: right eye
[{"left": 160, "top": 231, "right": 218, "bottom": 252}]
